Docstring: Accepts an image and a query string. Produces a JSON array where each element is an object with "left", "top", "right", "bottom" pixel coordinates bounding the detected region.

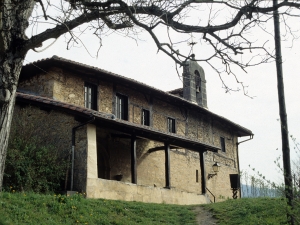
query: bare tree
[{"left": 0, "top": 0, "right": 300, "bottom": 193}]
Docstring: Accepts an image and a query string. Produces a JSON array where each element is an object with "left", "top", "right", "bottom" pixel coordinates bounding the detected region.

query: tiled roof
[
  {"left": 16, "top": 92, "right": 221, "bottom": 152},
  {"left": 168, "top": 88, "right": 183, "bottom": 94},
  {"left": 21, "top": 56, "right": 253, "bottom": 137}
]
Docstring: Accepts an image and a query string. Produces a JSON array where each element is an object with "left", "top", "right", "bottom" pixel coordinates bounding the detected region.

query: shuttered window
[
  {"left": 167, "top": 117, "right": 176, "bottom": 133},
  {"left": 142, "top": 109, "right": 150, "bottom": 126},
  {"left": 115, "top": 93, "right": 128, "bottom": 120},
  {"left": 84, "top": 83, "right": 97, "bottom": 110}
]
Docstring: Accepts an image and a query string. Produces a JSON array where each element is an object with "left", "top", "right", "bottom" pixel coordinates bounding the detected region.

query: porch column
[
  {"left": 87, "top": 124, "right": 98, "bottom": 179},
  {"left": 200, "top": 151, "right": 206, "bottom": 194},
  {"left": 164, "top": 142, "right": 171, "bottom": 188},
  {"left": 131, "top": 134, "right": 137, "bottom": 184}
]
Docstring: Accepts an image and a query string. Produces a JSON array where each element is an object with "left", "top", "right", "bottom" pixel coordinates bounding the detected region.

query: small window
[
  {"left": 115, "top": 93, "right": 128, "bottom": 120},
  {"left": 195, "top": 70, "right": 201, "bottom": 93},
  {"left": 167, "top": 117, "right": 176, "bottom": 133},
  {"left": 220, "top": 137, "right": 226, "bottom": 152},
  {"left": 84, "top": 83, "right": 97, "bottom": 110},
  {"left": 196, "top": 170, "right": 199, "bottom": 183},
  {"left": 142, "top": 109, "right": 150, "bottom": 126}
]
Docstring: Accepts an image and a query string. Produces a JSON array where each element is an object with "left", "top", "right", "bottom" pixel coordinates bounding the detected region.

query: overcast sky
[{"left": 24, "top": 3, "right": 300, "bottom": 184}]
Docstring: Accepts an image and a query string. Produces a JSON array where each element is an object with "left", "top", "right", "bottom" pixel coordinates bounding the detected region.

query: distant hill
[{"left": 240, "top": 184, "right": 281, "bottom": 198}]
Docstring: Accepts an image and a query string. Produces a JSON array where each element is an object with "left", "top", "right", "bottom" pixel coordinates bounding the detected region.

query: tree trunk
[
  {"left": 273, "top": 0, "right": 294, "bottom": 224},
  {"left": 0, "top": 0, "right": 35, "bottom": 191},
  {"left": 0, "top": 57, "right": 25, "bottom": 191},
  {"left": 0, "top": 85, "right": 17, "bottom": 191}
]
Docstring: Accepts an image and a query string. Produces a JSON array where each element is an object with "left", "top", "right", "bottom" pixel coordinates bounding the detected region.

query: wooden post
[
  {"left": 165, "top": 142, "right": 171, "bottom": 188},
  {"left": 131, "top": 134, "right": 137, "bottom": 184},
  {"left": 273, "top": 1, "right": 293, "bottom": 224},
  {"left": 200, "top": 151, "right": 206, "bottom": 194}
]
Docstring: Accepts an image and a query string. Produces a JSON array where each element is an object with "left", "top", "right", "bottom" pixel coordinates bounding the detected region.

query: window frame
[
  {"left": 167, "top": 117, "right": 176, "bottom": 133},
  {"left": 115, "top": 93, "right": 128, "bottom": 120},
  {"left": 84, "top": 82, "right": 97, "bottom": 110},
  {"left": 220, "top": 136, "right": 226, "bottom": 152},
  {"left": 195, "top": 70, "right": 201, "bottom": 93},
  {"left": 141, "top": 109, "right": 150, "bottom": 126}
]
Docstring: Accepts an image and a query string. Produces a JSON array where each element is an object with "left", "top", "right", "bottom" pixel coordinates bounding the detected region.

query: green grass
[
  {"left": 203, "top": 197, "right": 290, "bottom": 225},
  {"left": 0, "top": 192, "right": 196, "bottom": 225},
  {"left": 1, "top": 192, "right": 296, "bottom": 225}
]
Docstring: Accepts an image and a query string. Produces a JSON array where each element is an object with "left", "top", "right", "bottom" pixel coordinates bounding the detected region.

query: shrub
[{"left": 3, "top": 136, "right": 69, "bottom": 193}]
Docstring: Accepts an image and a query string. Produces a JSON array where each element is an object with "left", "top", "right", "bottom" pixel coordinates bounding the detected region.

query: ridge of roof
[
  {"left": 168, "top": 87, "right": 183, "bottom": 94},
  {"left": 21, "top": 56, "right": 253, "bottom": 137}
]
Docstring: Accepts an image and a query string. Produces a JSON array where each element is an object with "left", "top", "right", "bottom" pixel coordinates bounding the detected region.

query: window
[
  {"left": 167, "top": 117, "right": 176, "bottom": 133},
  {"left": 195, "top": 70, "right": 201, "bottom": 93},
  {"left": 220, "top": 137, "right": 226, "bottom": 152},
  {"left": 196, "top": 170, "right": 199, "bottom": 183},
  {"left": 115, "top": 93, "right": 128, "bottom": 120},
  {"left": 142, "top": 109, "right": 150, "bottom": 126},
  {"left": 84, "top": 83, "right": 97, "bottom": 110}
]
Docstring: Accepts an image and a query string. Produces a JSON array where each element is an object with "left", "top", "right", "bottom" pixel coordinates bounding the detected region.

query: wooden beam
[
  {"left": 131, "top": 134, "right": 137, "bottom": 184},
  {"left": 165, "top": 142, "right": 171, "bottom": 188},
  {"left": 200, "top": 151, "right": 206, "bottom": 194},
  {"left": 148, "top": 145, "right": 177, "bottom": 153}
]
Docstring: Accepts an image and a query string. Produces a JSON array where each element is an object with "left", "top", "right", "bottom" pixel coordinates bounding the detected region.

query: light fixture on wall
[{"left": 208, "top": 162, "right": 220, "bottom": 179}]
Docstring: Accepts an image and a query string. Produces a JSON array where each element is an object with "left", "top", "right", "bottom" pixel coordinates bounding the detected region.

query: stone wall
[
  {"left": 86, "top": 178, "right": 209, "bottom": 205},
  {"left": 12, "top": 104, "right": 76, "bottom": 156},
  {"left": 99, "top": 80, "right": 113, "bottom": 114},
  {"left": 73, "top": 126, "right": 88, "bottom": 193},
  {"left": 52, "top": 68, "right": 86, "bottom": 107},
  {"left": 205, "top": 150, "right": 239, "bottom": 202},
  {"left": 11, "top": 103, "right": 89, "bottom": 193},
  {"left": 18, "top": 73, "right": 54, "bottom": 98}
]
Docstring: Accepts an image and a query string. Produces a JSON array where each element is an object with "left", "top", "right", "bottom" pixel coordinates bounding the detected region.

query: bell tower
[{"left": 182, "top": 55, "right": 207, "bottom": 108}]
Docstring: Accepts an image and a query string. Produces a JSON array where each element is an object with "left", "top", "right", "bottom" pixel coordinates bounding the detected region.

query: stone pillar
[{"left": 87, "top": 124, "right": 98, "bottom": 179}]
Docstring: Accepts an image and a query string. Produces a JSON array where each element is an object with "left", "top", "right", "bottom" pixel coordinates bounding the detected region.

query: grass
[
  {"left": 0, "top": 191, "right": 296, "bottom": 225},
  {"left": 0, "top": 192, "right": 196, "bottom": 225},
  {"left": 202, "top": 197, "right": 291, "bottom": 225}
]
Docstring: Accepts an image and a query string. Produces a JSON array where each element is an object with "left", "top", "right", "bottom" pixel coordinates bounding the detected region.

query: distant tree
[{"left": 1, "top": 1, "right": 300, "bottom": 195}]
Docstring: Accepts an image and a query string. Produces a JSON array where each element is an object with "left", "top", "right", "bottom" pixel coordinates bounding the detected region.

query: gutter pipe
[
  {"left": 70, "top": 116, "right": 95, "bottom": 191},
  {"left": 237, "top": 134, "right": 254, "bottom": 145}
]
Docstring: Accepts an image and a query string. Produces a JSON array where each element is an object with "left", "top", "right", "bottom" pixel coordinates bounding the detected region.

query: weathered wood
[
  {"left": 131, "top": 134, "right": 137, "bottom": 184},
  {"left": 164, "top": 142, "right": 171, "bottom": 188},
  {"left": 199, "top": 151, "right": 206, "bottom": 194},
  {"left": 273, "top": 0, "right": 293, "bottom": 224}
]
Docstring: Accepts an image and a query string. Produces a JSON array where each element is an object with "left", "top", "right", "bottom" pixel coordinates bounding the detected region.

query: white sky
[{"left": 24, "top": 3, "right": 300, "bottom": 184}]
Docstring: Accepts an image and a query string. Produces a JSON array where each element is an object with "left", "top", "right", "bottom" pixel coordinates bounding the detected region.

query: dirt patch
[{"left": 194, "top": 206, "right": 218, "bottom": 225}]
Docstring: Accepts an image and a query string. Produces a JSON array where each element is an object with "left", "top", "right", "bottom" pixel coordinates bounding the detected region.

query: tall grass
[
  {"left": 203, "top": 197, "right": 290, "bottom": 225},
  {"left": 0, "top": 192, "right": 196, "bottom": 225},
  {"left": 239, "top": 134, "right": 300, "bottom": 224}
]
